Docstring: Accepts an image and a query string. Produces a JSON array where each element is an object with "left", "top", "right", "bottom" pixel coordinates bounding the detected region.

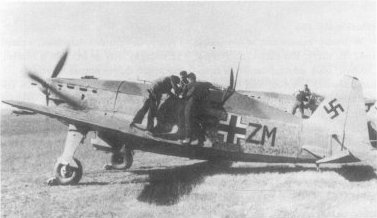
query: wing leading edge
[
  {"left": 3, "top": 100, "right": 312, "bottom": 163},
  {"left": 2, "top": 100, "right": 168, "bottom": 143}
]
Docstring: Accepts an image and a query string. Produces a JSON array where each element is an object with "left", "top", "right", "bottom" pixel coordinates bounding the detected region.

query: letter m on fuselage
[{"left": 262, "top": 126, "right": 277, "bottom": 147}]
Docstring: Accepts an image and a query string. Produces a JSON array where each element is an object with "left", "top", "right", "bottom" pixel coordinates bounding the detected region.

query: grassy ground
[{"left": 1, "top": 114, "right": 377, "bottom": 218}]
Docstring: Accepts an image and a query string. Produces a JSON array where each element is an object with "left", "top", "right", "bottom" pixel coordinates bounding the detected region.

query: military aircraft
[{"left": 2, "top": 50, "right": 376, "bottom": 186}]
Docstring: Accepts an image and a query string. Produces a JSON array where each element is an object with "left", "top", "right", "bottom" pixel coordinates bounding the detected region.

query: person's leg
[
  {"left": 195, "top": 117, "right": 206, "bottom": 146},
  {"left": 132, "top": 98, "right": 151, "bottom": 124},
  {"left": 177, "top": 101, "right": 185, "bottom": 140},
  {"left": 291, "top": 101, "right": 299, "bottom": 115},
  {"left": 183, "top": 98, "right": 194, "bottom": 143},
  {"left": 147, "top": 98, "right": 157, "bottom": 131},
  {"left": 155, "top": 94, "right": 161, "bottom": 109},
  {"left": 299, "top": 102, "right": 305, "bottom": 118},
  {"left": 147, "top": 94, "right": 162, "bottom": 131},
  {"left": 192, "top": 102, "right": 205, "bottom": 145}
]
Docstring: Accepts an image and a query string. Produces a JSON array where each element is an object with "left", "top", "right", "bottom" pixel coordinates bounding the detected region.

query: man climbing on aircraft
[
  {"left": 303, "top": 84, "right": 311, "bottom": 99},
  {"left": 292, "top": 84, "right": 312, "bottom": 118},
  {"left": 131, "top": 75, "right": 181, "bottom": 132},
  {"left": 180, "top": 72, "right": 211, "bottom": 145}
]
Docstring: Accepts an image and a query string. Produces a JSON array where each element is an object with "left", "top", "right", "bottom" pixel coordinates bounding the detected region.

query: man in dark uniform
[
  {"left": 291, "top": 84, "right": 312, "bottom": 118},
  {"left": 303, "top": 84, "right": 311, "bottom": 99},
  {"left": 181, "top": 73, "right": 211, "bottom": 145},
  {"left": 131, "top": 75, "right": 180, "bottom": 131}
]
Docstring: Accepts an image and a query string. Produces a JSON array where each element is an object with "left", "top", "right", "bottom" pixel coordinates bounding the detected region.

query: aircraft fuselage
[{"left": 45, "top": 77, "right": 324, "bottom": 163}]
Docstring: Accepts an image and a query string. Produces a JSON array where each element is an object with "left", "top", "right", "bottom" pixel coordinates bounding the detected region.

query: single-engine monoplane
[{"left": 3, "top": 50, "right": 376, "bottom": 185}]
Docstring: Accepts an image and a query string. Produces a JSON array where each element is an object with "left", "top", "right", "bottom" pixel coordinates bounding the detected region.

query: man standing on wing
[
  {"left": 181, "top": 73, "right": 211, "bottom": 145},
  {"left": 131, "top": 75, "right": 180, "bottom": 132}
]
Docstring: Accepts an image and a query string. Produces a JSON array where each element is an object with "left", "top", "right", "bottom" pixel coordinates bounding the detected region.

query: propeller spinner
[{"left": 28, "top": 71, "right": 82, "bottom": 109}]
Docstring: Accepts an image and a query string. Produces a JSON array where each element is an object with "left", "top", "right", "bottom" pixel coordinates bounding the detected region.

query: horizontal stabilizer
[{"left": 316, "top": 150, "right": 357, "bottom": 164}]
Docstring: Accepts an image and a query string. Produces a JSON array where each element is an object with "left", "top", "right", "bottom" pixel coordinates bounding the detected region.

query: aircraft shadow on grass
[
  {"left": 127, "top": 161, "right": 377, "bottom": 206},
  {"left": 76, "top": 161, "right": 376, "bottom": 206}
]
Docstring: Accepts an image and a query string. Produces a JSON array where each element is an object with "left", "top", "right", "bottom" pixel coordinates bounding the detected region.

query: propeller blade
[
  {"left": 51, "top": 50, "right": 68, "bottom": 78},
  {"left": 28, "top": 72, "right": 49, "bottom": 88},
  {"left": 28, "top": 72, "right": 82, "bottom": 109},
  {"left": 230, "top": 68, "right": 234, "bottom": 90}
]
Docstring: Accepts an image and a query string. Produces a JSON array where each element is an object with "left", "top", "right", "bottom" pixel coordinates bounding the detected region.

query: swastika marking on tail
[{"left": 323, "top": 98, "right": 344, "bottom": 119}]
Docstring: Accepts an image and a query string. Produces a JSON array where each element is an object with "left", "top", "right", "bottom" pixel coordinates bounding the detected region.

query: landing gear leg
[
  {"left": 104, "top": 144, "right": 134, "bottom": 170},
  {"left": 48, "top": 124, "right": 87, "bottom": 186}
]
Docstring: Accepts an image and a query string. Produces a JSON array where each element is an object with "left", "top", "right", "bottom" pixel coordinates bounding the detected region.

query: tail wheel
[
  {"left": 53, "top": 158, "right": 83, "bottom": 185},
  {"left": 110, "top": 150, "right": 134, "bottom": 170}
]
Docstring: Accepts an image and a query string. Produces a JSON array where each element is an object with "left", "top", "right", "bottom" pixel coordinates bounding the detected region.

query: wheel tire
[
  {"left": 54, "top": 158, "right": 83, "bottom": 185},
  {"left": 110, "top": 150, "right": 133, "bottom": 170}
]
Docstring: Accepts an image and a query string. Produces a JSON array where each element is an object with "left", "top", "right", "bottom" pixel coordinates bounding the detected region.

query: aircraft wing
[
  {"left": 2, "top": 100, "right": 145, "bottom": 137},
  {"left": 2, "top": 100, "right": 265, "bottom": 162}
]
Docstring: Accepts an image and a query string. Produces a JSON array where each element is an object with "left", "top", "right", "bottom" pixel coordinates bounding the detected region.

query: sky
[{"left": 0, "top": 2, "right": 376, "bottom": 109}]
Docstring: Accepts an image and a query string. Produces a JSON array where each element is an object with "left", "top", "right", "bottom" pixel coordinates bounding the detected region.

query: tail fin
[{"left": 303, "top": 76, "right": 373, "bottom": 164}]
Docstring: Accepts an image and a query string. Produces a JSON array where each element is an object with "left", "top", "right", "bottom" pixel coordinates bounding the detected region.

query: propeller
[
  {"left": 221, "top": 68, "right": 235, "bottom": 104},
  {"left": 28, "top": 49, "right": 81, "bottom": 109},
  {"left": 45, "top": 49, "right": 68, "bottom": 105},
  {"left": 221, "top": 55, "right": 242, "bottom": 105},
  {"left": 28, "top": 71, "right": 82, "bottom": 109}
]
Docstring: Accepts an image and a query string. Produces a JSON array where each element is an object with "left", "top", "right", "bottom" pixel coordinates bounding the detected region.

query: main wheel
[
  {"left": 110, "top": 150, "right": 133, "bottom": 170},
  {"left": 53, "top": 158, "right": 83, "bottom": 185}
]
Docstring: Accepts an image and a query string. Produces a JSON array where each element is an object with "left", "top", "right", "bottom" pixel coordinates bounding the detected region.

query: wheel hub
[
  {"left": 60, "top": 165, "right": 73, "bottom": 178},
  {"left": 113, "top": 154, "right": 124, "bottom": 164}
]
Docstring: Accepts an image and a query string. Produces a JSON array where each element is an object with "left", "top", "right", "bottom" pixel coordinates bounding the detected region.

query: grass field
[{"left": 1, "top": 113, "right": 377, "bottom": 218}]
